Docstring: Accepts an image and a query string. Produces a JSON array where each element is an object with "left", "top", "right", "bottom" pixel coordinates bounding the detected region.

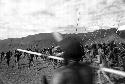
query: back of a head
[
  {"left": 52, "top": 35, "right": 94, "bottom": 84},
  {"left": 59, "top": 35, "right": 84, "bottom": 62}
]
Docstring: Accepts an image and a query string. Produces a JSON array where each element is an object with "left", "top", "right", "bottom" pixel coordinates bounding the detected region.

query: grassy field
[
  {"left": 0, "top": 56, "right": 115, "bottom": 84},
  {"left": 0, "top": 55, "right": 63, "bottom": 84}
]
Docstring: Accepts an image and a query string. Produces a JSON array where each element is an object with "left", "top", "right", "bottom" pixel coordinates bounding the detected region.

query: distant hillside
[
  {"left": 0, "top": 33, "right": 57, "bottom": 52},
  {"left": 0, "top": 28, "right": 125, "bottom": 52},
  {"left": 118, "top": 30, "right": 125, "bottom": 39},
  {"left": 84, "top": 28, "right": 125, "bottom": 45}
]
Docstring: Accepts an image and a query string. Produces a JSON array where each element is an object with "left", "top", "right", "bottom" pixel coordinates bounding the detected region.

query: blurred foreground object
[
  {"left": 52, "top": 32, "right": 63, "bottom": 42},
  {"left": 51, "top": 35, "right": 94, "bottom": 84}
]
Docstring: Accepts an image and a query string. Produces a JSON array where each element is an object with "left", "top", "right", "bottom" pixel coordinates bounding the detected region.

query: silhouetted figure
[
  {"left": 29, "top": 54, "right": 34, "bottom": 68},
  {"left": 6, "top": 51, "right": 12, "bottom": 66},
  {"left": 34, "top": 48, "right": 39, "bottom": 60},
  {"left": 15, "top": 50, "right": 22, "bottom": 62},
  {"left": 51, "top": 36, "right": 94, "bottom": 84},
  {"left": 0, "top": 52, "right": 5, "bottom": 62},
  {"left": 14, "top": 50, "right": 22, "bottom": 68},
  {"left": 50, "top": 46, "right": 54, "bottom": 55}
]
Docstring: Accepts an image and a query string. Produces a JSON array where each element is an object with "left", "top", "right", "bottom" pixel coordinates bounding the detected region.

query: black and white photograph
[{"left": 0, "top": 0, "right": 125, "bottom": 84}]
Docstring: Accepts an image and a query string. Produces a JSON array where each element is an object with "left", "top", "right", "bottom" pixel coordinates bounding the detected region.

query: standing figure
[
  {"left": 6, "top": 51, "right": 12, "bottom": 66},
  {"left": 0, "top": 52, "right": 5, "bottom": 62},
  {"left": 29, "top": 54, "right": 34, "bottom": 68},
  {"left": 14, "top": 50, "right": 22, "bottom": 68},
  {"left": 50, "top": 36, "right": 94, "bottom": 84}
]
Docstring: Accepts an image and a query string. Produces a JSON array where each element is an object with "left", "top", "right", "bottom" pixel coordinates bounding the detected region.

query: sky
[{"left": 0, "top": 0, "right": 125, "bottom": 39}]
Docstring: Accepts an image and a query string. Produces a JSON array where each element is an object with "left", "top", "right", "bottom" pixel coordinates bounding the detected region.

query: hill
[
  {"left": 0, "top": 28, "right": 125, "bottom": 52},
  {"left": 0, "top": 33, "right": 57, "bottom": 52}
]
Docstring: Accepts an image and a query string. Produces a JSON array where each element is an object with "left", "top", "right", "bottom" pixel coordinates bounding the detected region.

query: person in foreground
[{"left": 50, "top": 36, "right": 95, "bottom": 84}]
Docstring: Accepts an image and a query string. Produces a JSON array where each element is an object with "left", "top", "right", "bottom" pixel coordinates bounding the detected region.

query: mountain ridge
[{"left": 0, "top": 28, "right": 125, "bottom": 52}]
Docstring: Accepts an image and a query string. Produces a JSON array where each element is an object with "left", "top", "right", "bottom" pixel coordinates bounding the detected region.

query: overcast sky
[{"left": 0, "top": 0, "right": 125, "bottom": 39}]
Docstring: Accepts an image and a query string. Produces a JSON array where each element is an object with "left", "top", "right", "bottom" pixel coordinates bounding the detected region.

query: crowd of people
[
  {"left": 0, "top": 40, "right": 125, "bottom": 83},
  {"left": 0, "top": 46, "right": 62, "bottom": 68},
  {"left": 0, "top": 40, "right": 125, "bottom": 70},
  {"left": 84, "top": 41, "right": 125, "bottom": 70}
]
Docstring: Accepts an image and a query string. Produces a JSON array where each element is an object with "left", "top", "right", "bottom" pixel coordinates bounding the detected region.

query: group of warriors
[
  {"left": 0, "top": 46, "right": 62, "bottom": 68},
  {"left": 0, "top": 40, "right": 125, "bottom": 70},
  {"left": 84, "top": 41, "right": 125, "bottom": 70},
  {"left": 49, "top": 36, "right": 125, "bottom": 84},
  {"left": 1, "top": 38, "right": 125, "bottom": 84},
  {"left": 83, "top": 41, "right": 125, "bottom": 84}
]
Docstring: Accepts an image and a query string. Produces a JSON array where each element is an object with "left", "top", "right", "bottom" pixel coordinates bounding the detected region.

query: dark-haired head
[{"left": 59, "top": 35, "right": 84, "bottom": 65}]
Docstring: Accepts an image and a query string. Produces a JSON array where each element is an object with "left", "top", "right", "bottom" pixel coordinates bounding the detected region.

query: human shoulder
[
  {"left": 51, "top": 66, "right": 68, "bottom": 84},
  {"left": 51, "top": 71, "right": 64, "bottom": 84},
  {"left": 55, "top": 66, "right": 73, "bottom": 75}
]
